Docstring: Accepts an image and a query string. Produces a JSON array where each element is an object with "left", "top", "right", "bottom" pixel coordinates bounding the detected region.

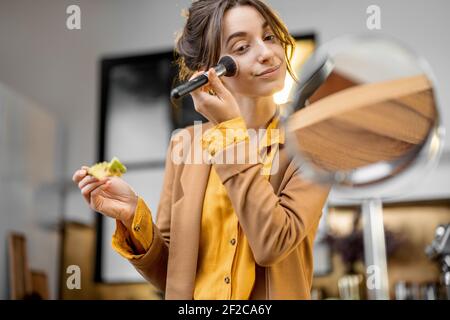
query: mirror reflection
[{"left": 284, "top": 35, "right": 443, "bottom": 190}]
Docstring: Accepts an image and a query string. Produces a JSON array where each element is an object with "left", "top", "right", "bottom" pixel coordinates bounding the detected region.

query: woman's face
[{"left": 219, "top": 5, "right": 287, "bottom": 98}]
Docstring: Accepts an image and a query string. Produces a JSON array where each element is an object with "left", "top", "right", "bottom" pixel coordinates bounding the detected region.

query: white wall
[
  {"left": 0, "top": 0, "right": 449, "bottom": 295},
  {"left": 0, "top": 0, "right": 193, "bottom": 226},
  {"left": 0, "top": 82, "right": 63, "bottom": 299}
]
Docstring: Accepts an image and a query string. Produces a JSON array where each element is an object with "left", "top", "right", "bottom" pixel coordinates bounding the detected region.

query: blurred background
[{"left": 0, "top": 0, "right": 449, "bottom": 300}]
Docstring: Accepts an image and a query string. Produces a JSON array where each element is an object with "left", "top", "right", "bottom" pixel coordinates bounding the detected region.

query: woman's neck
[{"left": 233, "top": 95, "right": 277, "bottom": 130}]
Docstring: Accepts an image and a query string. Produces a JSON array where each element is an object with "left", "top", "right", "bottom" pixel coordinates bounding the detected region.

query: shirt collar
[{"left": 259, "top": 106, "right": 286, "bottom": 148}]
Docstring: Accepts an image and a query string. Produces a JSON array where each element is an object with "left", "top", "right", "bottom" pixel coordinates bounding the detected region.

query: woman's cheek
[{"left": 222, "top": 77, "right": 242, "bottom": 93}]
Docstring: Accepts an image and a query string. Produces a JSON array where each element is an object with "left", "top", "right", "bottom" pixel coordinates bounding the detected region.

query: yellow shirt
[{"left": 112, "top": 111, "right": 285, "bottom": 299}]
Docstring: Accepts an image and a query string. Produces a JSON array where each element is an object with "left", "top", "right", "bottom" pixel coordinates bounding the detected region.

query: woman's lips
[{"left": 256, "top": 64, "right": 281, "bottom": 77}]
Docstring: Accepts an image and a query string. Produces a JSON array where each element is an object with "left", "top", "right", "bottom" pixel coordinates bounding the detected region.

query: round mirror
[
  {"left": 281, "top": 34, "right": 446, "bottom": 299},
  {"left": 282, "top": 34, "right": 445, "bottom": 201}
]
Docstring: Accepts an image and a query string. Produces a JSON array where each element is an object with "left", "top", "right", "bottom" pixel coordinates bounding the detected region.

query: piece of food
[{"left": 87, "top": 156, "right": 127, "bottom": 180}]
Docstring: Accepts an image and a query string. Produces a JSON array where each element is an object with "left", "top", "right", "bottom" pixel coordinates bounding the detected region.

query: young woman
[{"left": 72, "top": 0, "right": 330, "bottom": 300}]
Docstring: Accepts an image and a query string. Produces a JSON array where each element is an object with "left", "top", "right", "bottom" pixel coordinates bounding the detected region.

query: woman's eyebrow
[{"left": 225, "top": 21, "right": 269, "bottom": 47}]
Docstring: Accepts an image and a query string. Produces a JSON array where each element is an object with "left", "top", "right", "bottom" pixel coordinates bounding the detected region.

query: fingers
[
  {"left": 187, "top": 73, "right": 215, "bottom": 119},
  {"left": 190, "top": 81, "right": 216, "bottom": 104},
  {"left": 78, "top": 175, "right": 99, "bottom": 190},
  {"left": 188, "top": 66, "right": 235, "bottom": 125},
  {"left": 207, "top": 68, "right": 228, "bottom": 98},
  {"left": 189, "top": 70, "right": 211, "bottom": 96},
  {"left": 188, "top": 68, "right": 206, "bottom": 81},
  {"left": 80, "top": 179, "right": 108, "bottom": 204},
  {"left": 72, "top": 167, "right": 88, "bottom": 184},
  {"left": 189, "top": 69, "right": 217, "bottom": 94},
  {"left": 73, "top": 165, "right": 110, "bottom": 206},
  {"left": 73, "top": 165, "right": 98, "bottom": 183},
  {"left": 190, "top": 68, "right": 228, "bottom": 103}
]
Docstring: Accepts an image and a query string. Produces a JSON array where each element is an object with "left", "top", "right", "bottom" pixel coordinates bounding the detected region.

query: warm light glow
[{"left": 274, "top": 39, "right": 316, "bottom": 105}]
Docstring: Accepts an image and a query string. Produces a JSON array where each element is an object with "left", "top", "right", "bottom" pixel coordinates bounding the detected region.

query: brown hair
[{"left": 174, "top": 0, "right": 297, "bottom": 82}]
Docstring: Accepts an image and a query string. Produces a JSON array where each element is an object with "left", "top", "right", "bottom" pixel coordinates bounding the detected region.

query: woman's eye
[
  {"left": 234, "top": 45, "right": 249, "bottom": 54},
  {"left": 232, "top": 35, "right": 275, "bottom": 54}
]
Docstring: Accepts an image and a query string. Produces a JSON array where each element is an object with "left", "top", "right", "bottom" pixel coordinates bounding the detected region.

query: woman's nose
[{"left": 256, "top": 41, "right": 275, "bottom": 64}]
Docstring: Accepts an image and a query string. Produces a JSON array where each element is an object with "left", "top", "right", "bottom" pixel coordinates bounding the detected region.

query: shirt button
[
  {"left": 224, "top": 276, "right": 230, "bottom": 284},
  {"left": 230, "top": 238, "right": 236, "bottom": 245},
  {"left": 133, "top": 225, "right": 141, "bottom": 232}
]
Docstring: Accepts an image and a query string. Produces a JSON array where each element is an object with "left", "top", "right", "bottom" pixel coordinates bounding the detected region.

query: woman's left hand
[{"left": 189, "top": 67, "right": 241, "bottom": 125}]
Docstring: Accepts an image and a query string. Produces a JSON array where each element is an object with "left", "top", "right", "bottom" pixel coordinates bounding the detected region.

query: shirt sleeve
[
  {"left": 111, "top": 197, "right": 154, "bottom": 260},
  {"left": 201, "top": 116, "right": 249, "bottom": 156}
]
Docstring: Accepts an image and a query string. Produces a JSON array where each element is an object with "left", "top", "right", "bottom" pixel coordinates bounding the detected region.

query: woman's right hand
[
  {"left": 72, "top": 166, "right": 138, "bottom": 229},
  {"left": 189, "top": 68, "right": 241, "bottom": 125}
]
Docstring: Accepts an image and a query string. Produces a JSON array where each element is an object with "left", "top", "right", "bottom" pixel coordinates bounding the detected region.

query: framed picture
[{"left": 94, "top": 49, "right": 190, "bottom": 283}]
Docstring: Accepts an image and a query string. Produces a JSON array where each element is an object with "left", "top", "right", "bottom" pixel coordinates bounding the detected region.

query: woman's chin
[
  {"left": 260, "top": 82, "right": 285, "bottom": 96},
  {"left": 235, "top": 78, "right": 285, "bottom": 97}
]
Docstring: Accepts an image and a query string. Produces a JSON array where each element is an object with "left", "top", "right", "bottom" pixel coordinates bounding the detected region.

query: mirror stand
[{"left": 362, "top": 198, "right": 390, "bottom": 299}]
